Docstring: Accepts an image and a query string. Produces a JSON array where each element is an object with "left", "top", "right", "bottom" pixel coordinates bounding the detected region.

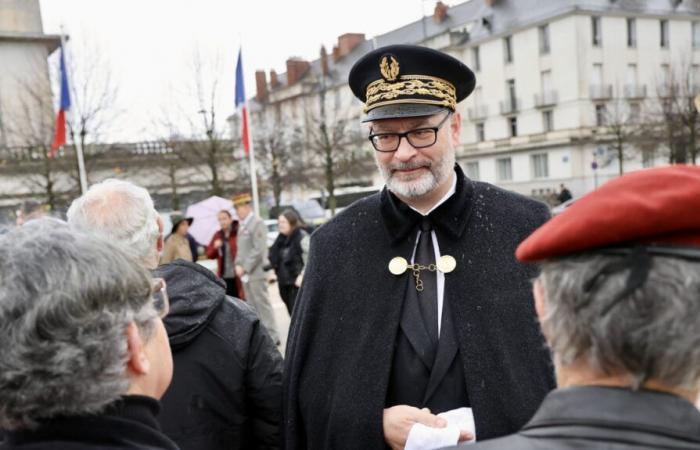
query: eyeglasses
[
  {"left": 151, "top": 278, "right": 169, "bottom": 318},
  {"left": 368, "top": 112, "right": 452, "bottom": 152}
]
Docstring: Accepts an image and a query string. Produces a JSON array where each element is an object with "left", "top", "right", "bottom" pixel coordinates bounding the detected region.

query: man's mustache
[{"left": 388, "top": 161, "right": 431, "bottom": 172}]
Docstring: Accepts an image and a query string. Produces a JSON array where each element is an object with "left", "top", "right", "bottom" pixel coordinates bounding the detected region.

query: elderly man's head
[
  {"left": 0, "top": 219, "right": 172, "bottom": 430},
  {"left": 517, "top": 166, "right": 700, "bottom": 402},
  {"left": 67, "top": 179, "right": 163, "bottom": 269},
  {"left": 535, "top": 255, "right": 700, "bottom": 398}
]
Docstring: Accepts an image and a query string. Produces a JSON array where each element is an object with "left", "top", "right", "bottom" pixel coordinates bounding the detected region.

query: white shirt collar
[{"left": 408, "top": 173, "right": 457, "bottom": 217}]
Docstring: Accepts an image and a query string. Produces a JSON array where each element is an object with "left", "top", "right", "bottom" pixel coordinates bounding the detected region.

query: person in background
[
  {"left": 0, "top": 219, "right": 176, "bottom": 449},
  {"left": 160, "top": 212, "right": 194, "bottom": 264},
  {"left": 268, "top": 209, "right": 310, "bottom": 315},
  {"left": 557, "top": 184, "right": 572, "bottom": 205},
  {"left": 206, "top": 209, "right": 243, "bottom": 298},
  {"left": 453, "top": 166, "right": 700, "bottom": 450},
  {"left": 233, "top": 193, "right": 280, "bottom": 345},
  {"left": 15, "top": 199, "right": 46, "bottom": 226}
]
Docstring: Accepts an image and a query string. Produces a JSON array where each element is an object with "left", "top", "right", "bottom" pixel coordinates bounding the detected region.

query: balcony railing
[
  {"left": 468, "top": 105, "right": 489, "bottom": 120},
  {"left": 589, "top": 84, "right": 613, "bottom": 100},
  {"left": 499, "top": 98, "right": 520, "bottom": 115},
  {"left": 623, "top": 84, "right": 647, "bottom": 99},
  {"left": 534, "top": 90, "right": 558, "bottom": 108}
]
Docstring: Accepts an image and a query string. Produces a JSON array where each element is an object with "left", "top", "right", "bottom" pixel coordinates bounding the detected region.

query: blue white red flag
[
  {"left": 235, "top": 48, "right": 250, "bottom": 156},
  {"left": 50, "top": 44, "right": 71, "bottom": 157}
]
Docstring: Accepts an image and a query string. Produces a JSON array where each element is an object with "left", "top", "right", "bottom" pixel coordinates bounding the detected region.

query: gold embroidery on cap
[
  {"left": 364, "top": 75, "right": 457, "bottom": 113},
  {"left": 380, "top": 55, "right": 400, "bottom": 82}
]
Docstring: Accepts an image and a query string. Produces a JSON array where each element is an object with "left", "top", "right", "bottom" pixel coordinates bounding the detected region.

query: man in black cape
[{"left": 283, "top": 44, "right": 555, "bottom": 449}]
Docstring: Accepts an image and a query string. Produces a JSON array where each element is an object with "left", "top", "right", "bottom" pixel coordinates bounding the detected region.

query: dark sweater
[{"left": 1, "top": 395, "right": 177, "bottom": 449}]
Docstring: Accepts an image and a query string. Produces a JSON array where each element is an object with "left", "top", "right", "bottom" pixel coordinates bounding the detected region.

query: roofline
[{"left": 0, "top": 31, "right": 62, "bottom": 54}]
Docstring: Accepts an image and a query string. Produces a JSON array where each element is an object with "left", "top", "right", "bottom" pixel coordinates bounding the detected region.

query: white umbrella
[{"left": 185, "top": 196, "right": 236, "bottom": 245}]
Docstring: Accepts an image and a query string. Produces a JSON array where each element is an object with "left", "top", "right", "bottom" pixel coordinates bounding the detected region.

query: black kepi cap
[{"left": 348, "top": 44, "right": 476, "bottom": 122}]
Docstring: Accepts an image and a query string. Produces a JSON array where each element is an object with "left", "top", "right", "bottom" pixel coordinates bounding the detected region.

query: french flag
[
  {"left": 235, "top": 48, "right": 250, "bottom": 156},
  {"left": 50, "top": 44, "right": 71, "bottom": 157}
]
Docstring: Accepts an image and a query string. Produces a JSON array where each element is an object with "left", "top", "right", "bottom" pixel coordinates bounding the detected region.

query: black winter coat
[
  {"left": 154, "top": 260, "right": 283, "bottom": 450},
  {"left": 1, "top": 396, "right": 177, "bottom": 449},
  {"left": 284, "top": 165, "right": 555, "bottom": 449},
  {"left": 269, "top": 228, "right": 307, "bottom": 286}
]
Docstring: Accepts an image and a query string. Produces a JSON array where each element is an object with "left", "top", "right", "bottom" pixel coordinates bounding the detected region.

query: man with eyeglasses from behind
[
  {"left": 283, "top": 45, "right": 554, "bottom": 450},
  {"left": 0, "top": 219, "right": 176, "bottom": 449}
]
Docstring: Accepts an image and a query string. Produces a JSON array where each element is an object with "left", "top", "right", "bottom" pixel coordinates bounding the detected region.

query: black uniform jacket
[
  {"left": 283, "top": 165, "right": 555, "bottom": 449},
  {"left": 452, "top": 386, "right": 700, "bottom": 449},
  {"left": 155, "top": 260, "right": 283, "bottom": 450}
]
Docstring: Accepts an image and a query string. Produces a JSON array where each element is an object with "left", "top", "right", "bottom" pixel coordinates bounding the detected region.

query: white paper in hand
[{"left": 405, "top": 407, "right": 476, "bottom": 450}]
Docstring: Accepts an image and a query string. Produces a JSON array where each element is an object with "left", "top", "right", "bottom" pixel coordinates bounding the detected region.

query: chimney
[
  {"left": 255, "top": 70, "right": 268, "bottom": 101},
  {"left": 286, "top": 58, "right": 310, "bottom": 85},
  {"left": 320, "top": 45, "right": 329, "bottom": 76},
  {"left": 333, "top": 33, "right": 365, "bottom": 61},
  {"left": 270, "top": 70, "right": 279, "bottom": 88},
  {"left": 434, "top": 1, "right": 448, "bottom": 23}
]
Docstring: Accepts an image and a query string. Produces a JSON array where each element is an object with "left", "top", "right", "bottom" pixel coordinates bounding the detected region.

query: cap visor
[{"left": 362, "top": 104, "right": 448, "bottom": 122}]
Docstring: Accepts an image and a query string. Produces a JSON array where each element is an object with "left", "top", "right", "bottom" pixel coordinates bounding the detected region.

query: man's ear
[
  {"left": 156, "top": 216, "right": 164, "bottom": 253},
  {"left": 449, "top": 111, "right": 462, "bottom": 146},
  {"left": 126, "top": 321, "right": 150, "bottom": 375},
  {"left": 533, "top": 278, "right": 547, "bottom": 323}
]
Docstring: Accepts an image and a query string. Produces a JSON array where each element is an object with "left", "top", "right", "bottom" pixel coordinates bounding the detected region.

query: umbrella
[{"left": 186, "top": 196, "right": 236, "bottom": 246}]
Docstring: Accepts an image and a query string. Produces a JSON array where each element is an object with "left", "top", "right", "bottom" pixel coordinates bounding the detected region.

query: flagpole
[
  {"left": 60, "top": 26, "right": 88, "bottom": 195},
  {"left": 245, "top": 102, "right": 261, "bottom": 218}
]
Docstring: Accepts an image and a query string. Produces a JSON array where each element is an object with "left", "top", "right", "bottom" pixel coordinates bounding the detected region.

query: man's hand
[
  {"left": 383, "top": 405, "right": 473, "bottom": 450},
  {"left": 235, "top": 265, "right": 245, "bottom": 278},
  {"left": 383, "top": 406, "right": 445, "bottom": 450},
  {"left": 213, "top": 239, "right": 222, "bottom": 249}
]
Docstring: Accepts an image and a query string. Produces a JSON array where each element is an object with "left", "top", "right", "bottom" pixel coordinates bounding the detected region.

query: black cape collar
[{"left": 380, "top": 164, "right": 474, "bottom": 245}]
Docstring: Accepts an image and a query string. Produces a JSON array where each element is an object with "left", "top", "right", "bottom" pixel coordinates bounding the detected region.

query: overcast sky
[{"left": 40, "top": 0, "right": 465, "bottom": 142}]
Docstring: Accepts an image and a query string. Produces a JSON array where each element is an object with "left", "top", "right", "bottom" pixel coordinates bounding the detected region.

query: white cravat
[{"left": 408, "top": 175, "right": 457, "bottom": 337}]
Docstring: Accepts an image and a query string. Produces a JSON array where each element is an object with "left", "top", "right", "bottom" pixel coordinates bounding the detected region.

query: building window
[
  {"left": 508, "top": 116, "right": 518, "bottom": 137},
  {"left": 539, "top": 24, "right": 550, "bottom": 55},
  {"left": 592, "top": 16, "right": 602, "bottom": 47},
  {"left": 472, "top": 46, "right": 481, "bottom": 72},
  {"left": 543, "top": 110, "right": 554, "bottom": 132},
  {"left": 595, "top": 104, "right": 607, "bottom": 126},
  {"left": 506, "top": 78, "right": 517, "bottom": 110},
  {"left": 504, "top": 35, "right": 513, "bottom": 63},
  {"left": 466, "top": 161, "right": 480, "bottom": 180},
  {"left": 476, "top": 122, "right": 485, "bottom": 142},
  {"left": 627, "top": 18, "right": 637, "bottom": 48},
  {"left": 496, "top": 157, "right": 513, "bottom": 181},
  {"left": 531, "top": 153, "right": 549, "bottom": 179},
  {"left": 660, "top": 19, "right": 669, "bottom": 48},
  {"left": 629, "top": 102, "right": 641, "bottom": 122},
  {"left": 693, "top": 21, "right": 700, "bottom": 49}
]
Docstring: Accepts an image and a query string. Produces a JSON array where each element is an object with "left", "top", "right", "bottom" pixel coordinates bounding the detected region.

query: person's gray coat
[{"left": 236, "top": 214, "right": 269, "bottom": 280}]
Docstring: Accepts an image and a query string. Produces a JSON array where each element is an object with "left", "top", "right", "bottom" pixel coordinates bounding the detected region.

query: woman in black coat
[{"left": 268, "top": 209, "right": 309, "bottom": 315}]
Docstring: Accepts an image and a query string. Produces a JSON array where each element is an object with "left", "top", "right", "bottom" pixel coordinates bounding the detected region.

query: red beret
[{"left": 517, "top": 165, "right": 700, "bottom": 262}]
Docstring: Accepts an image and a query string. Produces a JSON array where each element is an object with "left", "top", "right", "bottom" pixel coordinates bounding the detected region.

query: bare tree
[
  {"left": 156, "top": 49, "right": 241, "bottom": 198},
  {"left": 254, "top": 114, "right": 307, "bottom": 208},
  {"left": 598, "top": 92, "right": 646, "bottom": 175},
  {"left": 646, "top": 60, "right": 700, "bottom": 164}
]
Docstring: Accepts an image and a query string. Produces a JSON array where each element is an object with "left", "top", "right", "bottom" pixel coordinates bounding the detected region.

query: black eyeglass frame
[{"left": 368, "top": 111, "right": 453, "bottom": 153}]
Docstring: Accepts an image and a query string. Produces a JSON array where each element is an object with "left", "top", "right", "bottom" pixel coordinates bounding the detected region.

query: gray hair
[
  {"left": 67, "top": 179, "right": 160, "bottom": 268},
  {"left": 539, "top": 253, "right": 700, "bottom": 390},
  {"left": 0, "top": 219, "right": 157, "bottom": 430}
]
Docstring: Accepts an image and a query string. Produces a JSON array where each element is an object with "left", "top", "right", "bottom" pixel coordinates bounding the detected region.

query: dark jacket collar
[
  {"left": 380, "top": 164, "right": 474, "bottom": 245},
  {"left": 5, "top": 395, "right": 178, "bottom": 449},
  {"left": 524, "top": 386, "right": 700, "bottom": 440}
]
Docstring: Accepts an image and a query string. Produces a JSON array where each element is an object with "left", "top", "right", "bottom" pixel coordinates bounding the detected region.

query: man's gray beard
[{"left": 377, "top": 150, "right": 455, "bottom": 199}]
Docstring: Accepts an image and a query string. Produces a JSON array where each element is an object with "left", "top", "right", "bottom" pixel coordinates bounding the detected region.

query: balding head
[{"left": 67, "top": 179, "right": 163, "bottom": 269}]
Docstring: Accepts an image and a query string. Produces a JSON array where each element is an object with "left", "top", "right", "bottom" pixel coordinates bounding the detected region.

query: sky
[{"left": 39, "top": 0, "right": 466, "bottom": 142}]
